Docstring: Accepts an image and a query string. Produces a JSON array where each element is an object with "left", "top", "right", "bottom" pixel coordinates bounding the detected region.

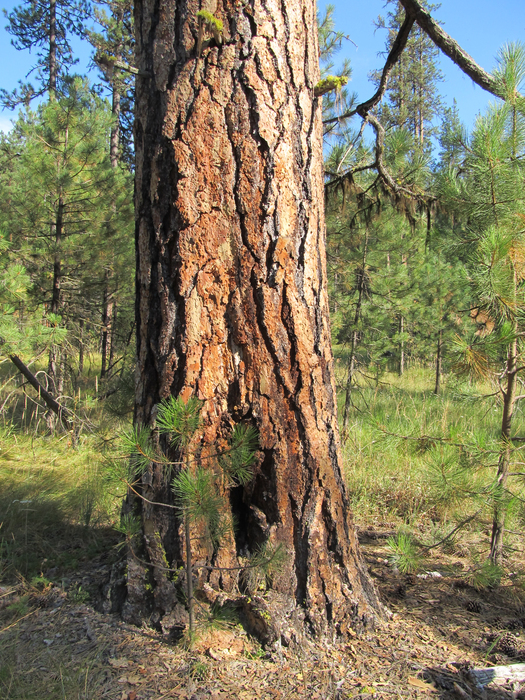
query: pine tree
[
  {"left": 88, "top": 0, "right": 135, "bottom": 168},
  {"left": 440, "top": 43, "right": 525, "bottom": 565},
  {"left": 372, "top": 0, "right": 444, "bottom": 151},
  {"left": 1, "top": 0, "right": 90, "bottom": 106},
  {"left": 87, "top": 0, "right": 135, "bottom": 380},
  {"left": 130, "top": 0, "right": 383, "bottom": 637},
  {"left": 0, "top": 79, "right": 133, "bottom": 423}
]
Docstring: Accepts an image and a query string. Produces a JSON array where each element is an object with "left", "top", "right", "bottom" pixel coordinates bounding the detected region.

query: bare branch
[
  {"left": 323, "top": 12, "right": 415, "bottom": 126},
  {"left": 398, "top": 0, "right": 501, "bottom": 98}
]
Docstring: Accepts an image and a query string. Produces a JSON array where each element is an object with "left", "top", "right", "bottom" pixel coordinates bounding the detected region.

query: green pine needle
[{"left": 156, "top": 396, "right": 203, "bottom": 448}]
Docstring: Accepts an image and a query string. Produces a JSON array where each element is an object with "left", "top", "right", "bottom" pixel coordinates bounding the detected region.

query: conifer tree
[
  {"left": 87, "top": 0, "right": 135, "bottom": 380},
  {"left": 1, "top": 0, "right": 90, "bottom": 106},
  {"left": 372, "top": 0, "right": 444, "bottom": 150},
  {"left": 0, "top": 79, "right": 133, "bottom": 422},
  {"left": 88, "top": 0, "right": 135, "bottom": 168},
  {"left": 440, "top": 43, "right": 525, "bottom": 564}
]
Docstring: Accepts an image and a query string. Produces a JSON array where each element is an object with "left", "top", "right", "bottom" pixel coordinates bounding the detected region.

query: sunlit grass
[
  {"left": 338, "top": 365, "right": 525, "bottom": 558},
  {"left": 0, "top": 425, "right": 123, "bottom": 583}
]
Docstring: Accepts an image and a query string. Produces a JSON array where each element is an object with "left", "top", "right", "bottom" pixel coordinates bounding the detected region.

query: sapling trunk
[
  {"left": 490, "top": 330, "right": 518, "bottom": 565},
  {"left": 342, "top": 227, "right": 369, "bottom": 433},
  {"left": 100, "top": 271, "right": 114, "bottom": 379},
  {"left": 49, "top": 0, "right": 57, "bottom": 98},
  {"left": 434, "top": 329, "right": 442, "bottom": 395},
  {"left": 184, "top": 453, "right": 195, "bottom": 642},
  {"left": 78, "top": 319, "right": 84, "bottom": 375},
  {"left": 399, "top": 315, "right": 405, "bottom": 377},
  {"left": 185, "top": 513, "right": 195, "bottom": 639}
]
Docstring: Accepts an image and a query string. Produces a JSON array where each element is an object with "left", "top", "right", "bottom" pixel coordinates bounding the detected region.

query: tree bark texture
[{"left": 130, "top": 0, "right": 381, "bottom": 638}]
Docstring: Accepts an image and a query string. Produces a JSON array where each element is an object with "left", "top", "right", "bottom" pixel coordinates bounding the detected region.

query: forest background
[{"left": 2, "top": 0, "right": 525, "bottom": 642}]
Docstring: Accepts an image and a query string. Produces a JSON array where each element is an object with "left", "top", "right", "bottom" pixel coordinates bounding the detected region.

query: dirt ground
[{"left": 2, "top": 526, "right": 525, "bottom": 700}]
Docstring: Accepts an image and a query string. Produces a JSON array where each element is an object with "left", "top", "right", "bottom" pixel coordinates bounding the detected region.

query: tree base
[{"left": 198, "top": 583, "right": 385, "bottom": 648}]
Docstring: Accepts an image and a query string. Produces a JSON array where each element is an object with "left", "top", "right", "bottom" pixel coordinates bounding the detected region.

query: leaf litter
[{"left": 1, "top": 527, "right": 525, "bottom": 699}]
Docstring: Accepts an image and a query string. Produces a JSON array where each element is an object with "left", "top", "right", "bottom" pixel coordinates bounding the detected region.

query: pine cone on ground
[
  {"left": 504, "top": 618, "right": 523, "bottom": 630},
  {"left": 497, "top": 632, "right": 522, "bottom": 658},
  {"left": 466, "top": 600, "right": 482, "bottom": 613}
]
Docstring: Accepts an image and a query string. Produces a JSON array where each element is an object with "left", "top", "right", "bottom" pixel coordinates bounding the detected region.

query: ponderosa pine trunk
[{"left": 128, "top": 0, "right": 382, "bottom": 639}]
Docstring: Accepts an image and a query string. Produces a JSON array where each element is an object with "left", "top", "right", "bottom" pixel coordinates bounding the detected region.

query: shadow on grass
[{"left": 0, "top": 454, "right": 119, "bottom": 583}]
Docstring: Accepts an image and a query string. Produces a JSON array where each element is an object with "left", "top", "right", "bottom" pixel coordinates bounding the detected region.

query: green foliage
[
  {"left": 6, "top": 596, "right": 29, "bottom": 618},
  {"left": 317, "top": 4, "right": 353, "bottom": 136},
  {"left": 372, "top": 0, "right": 444, "bottom": 150},
  {"left": 120, "top": 396, "right": 262, "bottom": 641},
  {"left": 203, "top": 602, "right": 239, "bottom": 631},
  {"left": 114, "top": 513, "right": 142, "bottom": 550},
  {"left": 196, "top": 9, "right": 223, "bottom": 54},
  {"left": 88, "top": 0, "right": 135, "bottom": 166},
  {"left": 68, "top": 584, "right": 90, "bottom": 603},
  {"left": 156, "top": 396, "right": 202, "bottom": 448},
  {"left": 121, "top": 424, "right": 166, "bottom": 475},
  {"left": 314, "top": 75, "right": 349, "bottom": 97},
  {"left": 386, "top": 532, "right": 421, "bottom": 573},
  {"left": 31, "top": 575, "right": 52, "bottom": 590},
  {"left": 466, "top": 560, "right": 504, "bottom": 590},
  {"left": 171, "top": 466, "right": 224, "bottom": 541},
  {"left": 0, "top": 76, "right": 134, "bottom": 423},
  {"left": 220, "top": 425, "right": 259, "bottom": 486},
  {"left": 241, "top": 541, "right": 286, "bottom": 593},
  {"left": 1, "top": 0, "right": 90, "bottom": 106}
]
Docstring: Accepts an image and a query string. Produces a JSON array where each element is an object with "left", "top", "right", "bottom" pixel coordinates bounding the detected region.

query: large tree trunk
[{"left": 129, "top": 0, "right": 382, "bottom": 639}]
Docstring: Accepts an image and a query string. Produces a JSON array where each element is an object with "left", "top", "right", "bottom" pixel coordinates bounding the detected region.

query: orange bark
[{"left": 128, "top": 0, "right": 382, "bottom": 638}]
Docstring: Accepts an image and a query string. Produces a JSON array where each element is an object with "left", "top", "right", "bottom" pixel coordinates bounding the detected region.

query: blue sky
[
  {"left": 318, "top": 0, "right": 525, "bottom": 129},
  {"left": 0, "top": 0, "right": 524, "bottom": 133}
]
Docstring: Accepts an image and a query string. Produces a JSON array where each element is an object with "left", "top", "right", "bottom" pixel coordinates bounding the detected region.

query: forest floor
[{"left": 2, "top": 524, "right": 525, "bottom": 700}]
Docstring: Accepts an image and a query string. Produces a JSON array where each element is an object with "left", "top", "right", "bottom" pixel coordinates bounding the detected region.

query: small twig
[
  {"left": 421, "top": 510, "right": 482, "bottom": 551},
  {"left": 126, "top": 481, "right": 179, "bottom": 510},
  {"left": 0, "top": 609, "right": 37, "bottom": 634}
]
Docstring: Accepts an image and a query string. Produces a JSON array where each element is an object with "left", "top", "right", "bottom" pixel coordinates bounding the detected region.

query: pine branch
[
  {"left": 398, "top": 0, "right": 502, "bottom": 98},
  {"left": 421, "top": 510, "right": 482, "bottom": 551}
]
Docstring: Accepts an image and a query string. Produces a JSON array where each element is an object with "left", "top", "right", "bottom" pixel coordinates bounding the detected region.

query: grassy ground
[
  {"left": 0, "top": 352, "right": 129, "bottom": 584},
  {"left": 337, "top": 366, "right": 525, "bottom": 577},
  {"left": 0, "top": 426, "right": 123, "bottom": 583},
  {"left": 1, "top": 364, "right": 525, "bottom": 698}
]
